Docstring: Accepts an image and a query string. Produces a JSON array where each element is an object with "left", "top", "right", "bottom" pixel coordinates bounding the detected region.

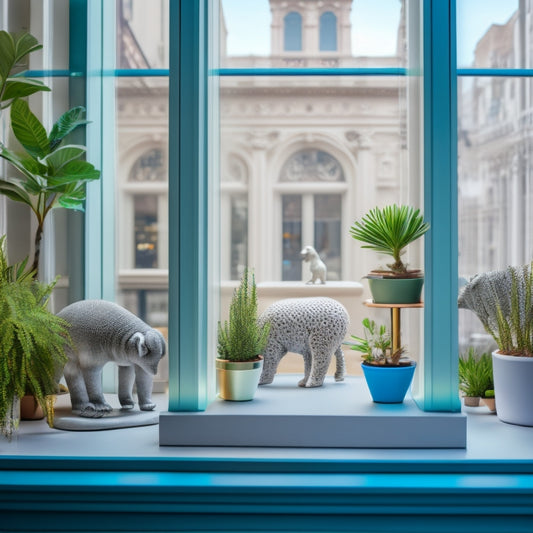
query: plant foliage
[
  {"left": 0, "top": 31, "right": 100, "bottom": 276},
  {"left": 349, "top": 204, "right": 430, "bottom": 274},
  {"left": 217, "top": 268, "right": 270, "bottom": 362},
  {"left": 458, "top": 263, "right": 533, "bottom": 357},
  {"left": 458, "top": 348, "right": 494, "bottom": 398},
  {"left": 349, "top": 317, "right": 405, "bottom": 366},
  {"left": 0, "top": 236, "right": 70, "bottom": 439}
]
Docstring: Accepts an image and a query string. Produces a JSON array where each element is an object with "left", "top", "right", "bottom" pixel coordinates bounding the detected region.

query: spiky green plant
[
  {"left": 0, "top": 236, "right": 70, "bottom": 439},
  {"left": 458, "top": 348, "right": 494, "bottom": 398},
  {"left": 349, "top": 204, "right": 430, "bottom": 274},
  {"left": 458, "top": 263, "right": 533, "bottom": 357},
  {"left": 349, "top": 317, "right": 405, "bottom": 365},
  {"left": 217, "top": 268, "right": 270, "bottom": 362},
  {"left": 0, "top": 31, "right": 100, "bottom": 276}
]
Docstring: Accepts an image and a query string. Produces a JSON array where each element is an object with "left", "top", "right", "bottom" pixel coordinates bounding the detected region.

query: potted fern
[
  {"left": 217, "top": 268, "right": 270, "bottom": 401},
  {"left": 458, "top": 348, "right": 494, "bottom": 409},
  {"left": 348, "top": 318, "right": 416, "bottom": 403},
  {"left": 458, "top": 263, "right": 533, "bottom": 425},
  {"left": 349, "top": 204, "right": 430, "bottom": 303},
  {"left": 0, "top": 31, "right": 100, "bottom": 277},
  {"left": 0, "top": 236, "right": 70, "bottom": 439}
]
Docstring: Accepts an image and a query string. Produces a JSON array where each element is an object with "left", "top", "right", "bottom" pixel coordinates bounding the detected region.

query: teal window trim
[
  {"left": 84, "top": 0, "right": 116, "bottom": 301},
  {"left": 418, "top": 0, "right": 460, "bottom": 411},
  {"left": 168, "top": 0, "right": 462, "bottom": 412}
]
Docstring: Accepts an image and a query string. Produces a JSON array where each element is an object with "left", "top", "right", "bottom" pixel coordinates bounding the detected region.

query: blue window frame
[
  {"left": 319, "top": 11, "right": 337, "bottom": 51},
  {"left": 284, "top": 11, "right": 303, "bottom": 52}
]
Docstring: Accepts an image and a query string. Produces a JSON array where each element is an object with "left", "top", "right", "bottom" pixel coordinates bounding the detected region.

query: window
[
  {"left": 284, "top": 11, "right": 302, "bottom": 51},
  {"left": 320, "top": 11, "right": 338, "bottom": 51}
]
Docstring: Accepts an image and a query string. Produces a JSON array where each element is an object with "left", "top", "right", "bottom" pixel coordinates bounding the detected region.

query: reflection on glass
[
  {"left": 231, "top": 195, "right": 248, "bottom": 280},
  {"left": 314, "top": 195, "right": 342, "bottom": 280},
  {"left": 458, "top": 75, "right": 533, "bottom": 351},
  {"left": 284, "top": 12, "right": 302, "bottom": 52},
  {"left": 320, "top": 12, "right": 338, "bottom": 52},
  {"left": 282, "top": 195, "right": 302, "bottom": 281},
  {"left": 134, "top": 195, "right": 158, "bottom": 268}
]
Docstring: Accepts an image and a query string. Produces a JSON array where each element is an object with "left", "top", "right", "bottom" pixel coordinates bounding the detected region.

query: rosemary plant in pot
[
  {"left": 349, "top": 204, "right": 430, "bottom": 304},
  {"left": 217, "top": 268, "right": 270, "bottom": 401},
  {"left": 349, "top": 318, "right": 416, "bottom": 403},
  {"left": 0, "top": 237, "right": 70, "bottom": 439},
  {"left": 458, "top": 263, "right": 533, "bottom": 425}
]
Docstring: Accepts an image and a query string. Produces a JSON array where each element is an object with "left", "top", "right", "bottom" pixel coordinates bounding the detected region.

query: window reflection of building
[
  {"left": 319, "top": 12, "right": 337, "bottom": 51},
  {"left": 284, "top": 12, "right": 302, "bottom": 51}
]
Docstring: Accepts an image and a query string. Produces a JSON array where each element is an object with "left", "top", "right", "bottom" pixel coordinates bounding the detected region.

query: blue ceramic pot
[{"left": 361, "top": 362, "right": 416, "bottom": 403}]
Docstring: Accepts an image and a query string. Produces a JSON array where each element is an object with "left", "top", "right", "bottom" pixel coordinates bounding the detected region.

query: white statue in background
[{"left": 300, "top": 245, "right": 327, "bottom": 284}]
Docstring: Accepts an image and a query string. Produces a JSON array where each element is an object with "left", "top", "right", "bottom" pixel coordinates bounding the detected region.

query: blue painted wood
[
  {"left": 458, "top": 68, "right": 533, "bottom": 77},
  {"left": 418, "top": 0, "right": 461, "bottom": 412},
  {"left": 214, "top": 67, "right": 408, "bottom": 76},
  {"left": 168, "top": 0, "right": 210, "bottom": 411}
]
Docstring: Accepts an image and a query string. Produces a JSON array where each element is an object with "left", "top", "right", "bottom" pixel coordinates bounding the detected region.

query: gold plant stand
[{"left": 364, "top": 300, "right": 424, "bottom": 353}]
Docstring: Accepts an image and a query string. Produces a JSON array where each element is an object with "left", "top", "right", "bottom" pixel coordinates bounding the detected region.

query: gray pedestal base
[{"left": 159, "top": 375, "right": 466, "bottom": 448}]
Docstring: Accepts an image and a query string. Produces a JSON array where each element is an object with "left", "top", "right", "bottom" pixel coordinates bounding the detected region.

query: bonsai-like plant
[
  {"left": 349, "top": 204, "right": 430, "bottom": 276},
  {"left": 0, "top": 31, "right": 100, "bottom": 276},
  {"left": 349, "top": 317, "right": 406, "bottom": 366},
  {"left": 458, "top": 348, "right": 494, "bottom": 398},
  {"left": 0, "top": 236, "right": 70, "bottom": 439},
  {"left": 217, "top": 268, "right": 270, "bottom": 362},
  {"left": 458, "top": 263, "right": 533, "bottom": 357}
]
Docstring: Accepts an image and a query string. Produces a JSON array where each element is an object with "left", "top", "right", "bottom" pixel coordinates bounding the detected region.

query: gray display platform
[{"left": 159, "top": 375, "right": 466, "bottom": 448}]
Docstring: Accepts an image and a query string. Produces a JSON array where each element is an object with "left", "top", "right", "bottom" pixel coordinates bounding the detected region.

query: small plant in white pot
[
  {"left": 458, "top": 263, "right": 533, "bottom": 425},
  {"left": 349, "top": 318, "right": 416, "bottom": 403},
  {"left": 216, "top": 268, "right": 270, "bottom": 401},
  {"left": 349, "top": 205, "right": 429, "bottom": 304}
]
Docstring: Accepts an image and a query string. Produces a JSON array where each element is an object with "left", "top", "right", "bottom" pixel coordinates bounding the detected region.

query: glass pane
[
  {"left": 230, "top": 195, "right": 248, "bottom": 280},
  {"left": 117, "top": 0, "right": 169, "bottom": 69},
  {"left": 134, "top": 195, "right": 159, "bottom": 268},
  {"left": 456, "top": 1, "right": 519, "bottom": 69},
  {"left": 220, "top": 0, "right": 405, "bottom": 68},
  {"left": 282, "top": 195, "right": 302, "bottom": 281},
  {"left": 458, "top": 76, "right": 533, "bottom": 351},
  {"left": 314, "top": 195, "right": 342, "bottom": 280}
]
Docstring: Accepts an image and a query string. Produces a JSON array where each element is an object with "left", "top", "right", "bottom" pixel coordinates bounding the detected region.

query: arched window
[
  {"left": 284, "top": 11, "right": 302, "bottom": 52},
  {"left": 279, "top": 150, "right": 345, "bottom": 281},
  {"left": 319, "top": 11, "right": 337, "bottom": 51}
]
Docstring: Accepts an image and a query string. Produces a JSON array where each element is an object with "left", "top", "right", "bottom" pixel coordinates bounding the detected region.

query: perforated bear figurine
[
  {"left": 57, "top": 300, "right": 166, "bottom": 418},
  {"left": 258, "top": 297, "right": 349, "bottom": 388}
]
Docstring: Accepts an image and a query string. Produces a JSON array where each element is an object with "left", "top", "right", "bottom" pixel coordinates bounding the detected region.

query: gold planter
[{"left": 216, "top": 357, "right": 263, "bottom": 401}]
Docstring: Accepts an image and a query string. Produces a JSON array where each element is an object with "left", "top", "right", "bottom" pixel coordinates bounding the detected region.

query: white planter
[{"left": 492, "top": 351, "right": 533, "bottom": 426}]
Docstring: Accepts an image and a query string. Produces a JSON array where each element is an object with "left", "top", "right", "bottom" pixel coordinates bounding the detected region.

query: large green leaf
[
  {"left": 47, "top": 160, "right": 100, "bottom": 189},
  {"left": 12, "top": 32, "right": 42, "bottom": 63},
  {"left": 0, "top": 146, "right": 43, "bottom": 192},
  {"left": 0, "top": 31, "right": 16, "bottom": 83},
  {"left": 0, "top": 179, "right": 32, "bottom": 206},
  {"left": 2, "top": 78, "right": 50, "bottom": 103},
  {"left": 43, "top": 145, "right": 87, "bottom": 175},
  {"left": 49, "top": 107, "right": 89, "bottom": 150},
  {"left": 10, "top": 99, "right": 50, "bottom": 159}
]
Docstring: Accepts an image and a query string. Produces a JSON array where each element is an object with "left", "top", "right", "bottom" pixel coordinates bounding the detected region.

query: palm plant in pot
[
  {"left": 349, "top": 317, "right": 416, "bottom": 403},
  {"left": 349, "top": 204, "right": 430, "bottom": 304},
  {"left": 0, "top": 236, "right": 70, "bottom": 439},
  {"left": 458, "top": 263, "right": 533, "bottom": 425},
  {"left": 217, "top": 268, "right": 270, "bottom": 401}
]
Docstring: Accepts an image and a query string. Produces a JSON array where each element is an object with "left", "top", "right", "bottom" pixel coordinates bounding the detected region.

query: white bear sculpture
[
  {"left": 57, "top": 300, "right": 166, "bottom": 418},
  {"left": 258, "top": 297, "right": 349, "bottom": 388}
]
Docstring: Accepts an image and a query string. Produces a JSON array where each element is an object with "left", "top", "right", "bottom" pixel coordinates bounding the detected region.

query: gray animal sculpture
[
  {"left": 258, "top": 297, "right": 348, "bottom": 387},
  {"left": 300, "top": 245, "right": 327, "bottom": 284},
  {"left": 57, "top": 300, "right": 166, "bottom": 418}
]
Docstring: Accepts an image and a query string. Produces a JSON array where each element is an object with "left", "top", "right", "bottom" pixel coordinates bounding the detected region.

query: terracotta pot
[
  {"left": 481, "top": 397, "right": 496, "bottom": 412},
  {"left": 463, "top": 396, "right": 481, "bottom": 407},
  {"left": 20, "top": 395, "right": 44, "bottom": 420}
]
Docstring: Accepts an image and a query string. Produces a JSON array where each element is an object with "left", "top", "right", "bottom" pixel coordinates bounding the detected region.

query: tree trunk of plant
[{"left": 31, "top": 222, "right": 43, "bottom": 277}]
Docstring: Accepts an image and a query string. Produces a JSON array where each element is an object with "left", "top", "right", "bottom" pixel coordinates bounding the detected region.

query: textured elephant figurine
[
  {"left": 57, "top": 300, "right": 166, "bottom": 418},
  {"left": 258, "top": 297, "right": 349, "bottom": 388}
]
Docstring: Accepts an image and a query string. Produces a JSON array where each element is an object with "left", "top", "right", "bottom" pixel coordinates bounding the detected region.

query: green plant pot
[
  {"left": 367, "top": 277, "right": 424, "bottom": 304},
  {"left": 216, "top": 357, "right": 263, "bottom": 401}
]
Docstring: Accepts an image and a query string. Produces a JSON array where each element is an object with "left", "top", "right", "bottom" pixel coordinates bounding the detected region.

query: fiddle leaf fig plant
[{"left": 0, "top": 31, "right": 100, "bottom": 277}]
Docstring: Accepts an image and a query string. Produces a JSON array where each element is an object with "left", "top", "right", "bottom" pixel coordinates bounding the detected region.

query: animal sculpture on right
[{"left": 300, "top": 245, "right": 327, "bottom": 284}]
